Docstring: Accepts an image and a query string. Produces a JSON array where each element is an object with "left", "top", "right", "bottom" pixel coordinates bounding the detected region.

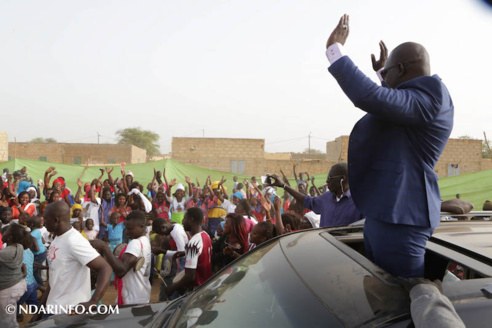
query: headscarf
[
  {"left": 83, "top": 183, "right": 92, "bottom": 202},
  {"left": 26, "top": 186, "right": 38, "bottom": 199},
  {"left": 176, "top": 183, "right": 185, "bottom": 191},
  {"left": 127, "top": 171, "right": 134, "bottom": 177},
  {"left": 17, "top": 181, "right": 31, "bottom": 193},
  {"left": 53, "top": 177, "right": 65, "bottom": 187},
  {"left": 71, "top": 204, "right": 82, "bottom": 217},
  {"left": 303, "top": 211, "right": 320, "bottom": 229},
  {"left": 232, "top": 192, "right": 243, "bottom": 200}
]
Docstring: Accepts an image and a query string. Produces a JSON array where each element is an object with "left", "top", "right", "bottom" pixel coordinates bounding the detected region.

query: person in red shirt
[{"left": 165, "top": 207, "right": 212, "bottom": 296}]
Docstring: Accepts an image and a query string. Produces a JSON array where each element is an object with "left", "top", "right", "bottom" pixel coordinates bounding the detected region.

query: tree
[
  {"left": 116, "top": 127, "right": 160, "bottom": 157},
  {"left": 302, "top": 148, "right": 323, "bottom": 155},
  {"left": 30, "top": 137, "right": 57, "bottom": 143}
]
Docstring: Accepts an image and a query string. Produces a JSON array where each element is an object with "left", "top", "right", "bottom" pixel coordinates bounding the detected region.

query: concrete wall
[
  {"left": 0, "top": 132, "right": 8, "bottom": 162},
  {"left": 8, "top": 142, "right": 146, "bottom": 164},
  {"left": 171, "top": 137, "right": 265, "bottom": 175}
]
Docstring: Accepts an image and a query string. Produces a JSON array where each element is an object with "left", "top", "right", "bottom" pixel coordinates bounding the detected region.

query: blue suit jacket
[{"left": 329, "top": 56, "right": 453, "bottom": 228}]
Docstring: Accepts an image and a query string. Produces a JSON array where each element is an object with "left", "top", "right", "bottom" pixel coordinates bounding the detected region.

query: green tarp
[
  {"left": 438, "top": 169, "right": 492, "bottom": 210},
  {"left": 3, "top": 158, "right": 489, "bottom": 209},
  {"left": 1, "top": 158, "right": 309, "bottom": 197}
]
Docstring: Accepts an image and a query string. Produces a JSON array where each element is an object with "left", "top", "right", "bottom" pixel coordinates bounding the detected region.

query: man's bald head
[
  {"left": 44, "top": 201, "right": 71, "bottom": 234},
  {"left": 383, "top": 42, "right": 431, "bottom": 88},
  {"left": 45, "top": 201, "right": 71, "bottom": 221},
  {"left": 329, "top": 162, "right": 348, "bottom": 177}
]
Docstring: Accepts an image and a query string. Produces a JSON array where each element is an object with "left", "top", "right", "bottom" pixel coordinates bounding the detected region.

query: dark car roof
[
  {"left": 278, "top": 221, "right": 492, "bottom": 327},
  {"left": 432, "top": 221, "right": 492, "bottom": 260},
  {"left": 278, "top": 229, "right": 411, "bottom": 327}
]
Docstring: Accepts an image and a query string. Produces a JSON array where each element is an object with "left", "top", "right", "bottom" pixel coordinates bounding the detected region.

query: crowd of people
[{"left": 0, "top": 161, "right": 358, "bottom": 327}]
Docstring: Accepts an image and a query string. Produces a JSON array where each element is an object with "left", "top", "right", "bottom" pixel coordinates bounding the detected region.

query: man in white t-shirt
[
  {"left": 74, "top": 182, "right": 102, "bottom": 233},
  {"left": 151, "top": 217, "right": 189, "bottom": 301},
  {"left": 31, "top": 202, "right": 111, "bottom": 320},
  {"left": 91, "top": 210, "right": 152, "bottom": 305}
]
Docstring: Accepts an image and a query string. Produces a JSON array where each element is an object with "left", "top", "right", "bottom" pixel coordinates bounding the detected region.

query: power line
[{"left": 266, "top": 136, "right": 307, "bottom": 145}]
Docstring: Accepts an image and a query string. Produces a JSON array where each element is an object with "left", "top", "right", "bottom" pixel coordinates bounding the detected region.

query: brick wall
[
  {"left": 435, "top": 138, "right": 482, "bottom": 177},
  {"left": 264, "top": 152, "right": 291, "bottom": 160},
  {"left": 0, "top": 132, "right": 8, "bottom": 162},
  {"left": 170, "top": 136, "right": 488, "bottom": 178},
  {"left": 325, "top": 137, "right": 483, "bottom": 178},
  {"left": 171, "top": 137, "right": 265, "bottom": 175},
  {"left": 264, "top": 159, "right": 337, "bottom": 178},
  {"left": 326, "top": 136, "right": 349, "bottom": 162},
  {"left": 481, "top": 158, "right": 492, "bottom": 171},
  {"left": 130, "top": 145, "right": 147, "bottom": 164},
  {"left": 8, "top": 142, "right": 146, "bottom": 164}
]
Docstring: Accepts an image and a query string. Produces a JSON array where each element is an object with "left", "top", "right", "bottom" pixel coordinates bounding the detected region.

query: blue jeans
[
  {"left": 364, "top": 218, "right": 434, "bottom": 278},
  {"left": 33, "top": 251, "right": 47, "bottom": 286},
  {"left": 17, "top": 282, "right": 39, "bottom": 314}
]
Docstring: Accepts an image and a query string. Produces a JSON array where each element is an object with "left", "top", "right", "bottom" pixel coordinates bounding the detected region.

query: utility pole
[
  {"left": 97, "top": 132, "right": 100, "bottom": 144},
  {"left": 203, "top": 129, "right": 205, "bottom": 138},
  {"left": 308, "top": 132, "right": 311, "bottom": 157}
]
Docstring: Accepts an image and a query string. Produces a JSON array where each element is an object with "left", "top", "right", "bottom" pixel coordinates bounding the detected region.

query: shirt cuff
[
  {"left": 325, "top": 43, "right": 345, "bottom": 64},
  {"left": 376, "top": 68, "right": 384, "bottom": 82}
]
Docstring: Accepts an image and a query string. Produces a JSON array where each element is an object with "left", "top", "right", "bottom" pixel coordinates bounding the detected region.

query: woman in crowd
[{"left": 212, "top": 213, "right": 249, "bottom": 272}]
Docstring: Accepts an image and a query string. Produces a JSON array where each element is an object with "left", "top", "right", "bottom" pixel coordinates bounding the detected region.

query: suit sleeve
[{"left": 328, "top": 56, "right": 444, "bottom": 126}]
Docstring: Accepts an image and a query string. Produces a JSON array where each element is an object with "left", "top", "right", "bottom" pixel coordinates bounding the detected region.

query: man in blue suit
[{"left": 325, "top": 15, "right": 453, "bottom": 278}]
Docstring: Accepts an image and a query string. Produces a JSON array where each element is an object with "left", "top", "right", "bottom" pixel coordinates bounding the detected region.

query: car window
[{"left": 172, "top": 241, "right": 344, "bottom": 328}]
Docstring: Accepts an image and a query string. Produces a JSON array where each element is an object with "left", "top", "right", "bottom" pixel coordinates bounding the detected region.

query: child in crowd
[
  {"left": 99, "top": 187, "right": 115, "bottom": 239},
  {"left": 248, "top": 221, "right": 274, "bottom": 251},
  {"left": 110, "top": 193, "right": 131, "bottom": 223},
  {"left": 101, "top": 212, "right": 125, "bottom": 252},
  {"left": 153, "top": 192, "right": 170, "bottom": 222},
  {"left": 75, "top": 181, "right": 102, "bottom": 235},
  {"left": 17, "top": 230, "right": 39, "bottom": 322},
  {"left": 0, "top": 224, "right": 29, "bottom": 328},
  {"left": 28, "top": 217, "right": 47, "bottom": 289},
  {"left": 70, "top": 204, "right": 82, "bottom": 225},
  {"left": 72, "top": 221, "right": 88, "bottom": 239},
  {"left": 27, "top": 186, "right": 40, "bottom": 216},
  {"left": 205, "top": 180, "right": 227, "bottom": 236},
  {"left": 166, "top": 178, "right": 192, "bottom": 225},
  {"left": 18, "top": 213, "right": 30, "bottom": 227},
  {"left": 84, "top": 219, "right": 98, "bottom": 240}
]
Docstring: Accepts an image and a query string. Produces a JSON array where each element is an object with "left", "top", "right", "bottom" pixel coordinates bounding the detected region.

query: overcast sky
[{"left": 1, "top": 0, "right": 491, "bottom": 154}]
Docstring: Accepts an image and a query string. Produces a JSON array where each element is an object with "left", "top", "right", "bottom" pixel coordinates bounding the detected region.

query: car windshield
[{"left": 171, "top": 240, "right": 344, "bottom": 328}]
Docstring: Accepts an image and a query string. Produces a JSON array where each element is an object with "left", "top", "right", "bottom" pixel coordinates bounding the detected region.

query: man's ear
[{"left": 398, "top": 63, "right": 406, "bottom": 76}]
